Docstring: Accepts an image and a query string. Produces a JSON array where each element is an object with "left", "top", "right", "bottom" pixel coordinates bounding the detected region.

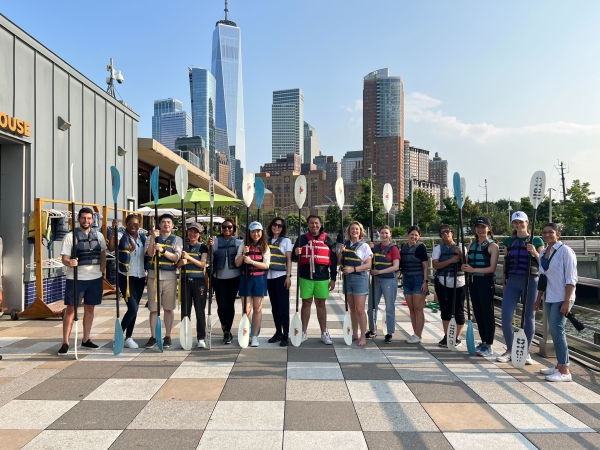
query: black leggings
[
  {"left": 267, "top": 275, "right": 290, "bottom": 336},
  {"left": 118, "top": 274, "right": 146, "bottom": 339},
  {"left": 470, "top": 276, "right": 496, "bottom": 345},
  {"left": 184, "top": 277, "right": 207, "bottom": 339},
  {"left": 214, "top": 276, "right": 240, "bottom": 333},
  {"left": 434, "top": 278, "right": 466, "bottom": 324}
]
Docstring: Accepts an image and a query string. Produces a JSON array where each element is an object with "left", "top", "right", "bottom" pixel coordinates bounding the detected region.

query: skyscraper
[
  {"left": 341, "top": 150, "right": 363, "bottom": 184},
  {"left": 189, "top": 67, "right": 216, "bottom": 175},
  {"left": 152, "top": 98, "right": 183, "bottom": 142},
  {"left": 272, "top": 88, "right": 304, "bottom": 162},
  {"left": 403, "top": 142, "right": 430, "bottom": 198},
  {"left": 212, "top": 1, "right": 245, "bottom": 189},
  {"left": 152, "top": 97, "right": 192, "bottom": 151},
  {"left": 363, "top": 68, "right": 404, "bottom": 201},
  {"left": 303, "top": 122, "right": 320, "bottom": 166}
]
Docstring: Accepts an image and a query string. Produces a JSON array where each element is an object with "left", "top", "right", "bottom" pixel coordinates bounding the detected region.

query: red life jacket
[
  {"left": 242, "top": 247, "right": 265, "bottom": 276},
  {"left": 299, "top": 232, "right": 331, "bottom": 268}
]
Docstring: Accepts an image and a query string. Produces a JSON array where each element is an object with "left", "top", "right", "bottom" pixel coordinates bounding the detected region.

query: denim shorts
[
  {"left": 344, "top": 272, "right": 369, "bottom": 295},
  {"left": 64, "top": 277, "right": 103, "bottom": 306},
  {"left": 239, "top": 274, "right": 267, "bottom": 297},
  {"left": 402, "top": 274, "right": 425, "bottom": 295}
]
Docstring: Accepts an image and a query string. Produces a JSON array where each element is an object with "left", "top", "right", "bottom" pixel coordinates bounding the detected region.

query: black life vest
[
  {"left": 343, "top": 240, "right": 366, "bottom": 273},
  {"left": 373, "top": 243, "right": 396, "bottom": 278},
  {"left": 184, "top": 242, "right": 205, "bottom": 278},
  {"left": 400, "top": 242, "right": 426, "bottom": 277},
  {"left": 214, "top": 236, "right": 239, "bottom": 270},
  {"left": 436, "top": 243, "right": 464, "bottom": 277},
  {"left": 145, "top": 234, "right": 178, "bottom": 271},
  {"left": 269, "top": 237, "right": 287, "bottom": 271},
  {"left": 75, "top": 229, "right": 102, "bottom": 266}
]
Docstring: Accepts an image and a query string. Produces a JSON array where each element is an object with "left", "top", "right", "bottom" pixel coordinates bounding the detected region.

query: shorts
[
  {"left": 402, "top": 274, "right": 425, "bottom": 295},
  {"left": 147, "top": 278, "right": 177, "bottom": 312},
  {"left": 299, "top": 278, "right": 330, "bottom": 300},
  {"left": 344, "top": 272, "right": 369, "bottom": 295},
  {"left": 239, "top": 274, "right": 267, "bottom": 297},
  {"left": 64, "top": 278, "right": 103, "bottom": 306}
]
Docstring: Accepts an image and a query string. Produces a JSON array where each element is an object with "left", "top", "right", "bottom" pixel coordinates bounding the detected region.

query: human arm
[
  {"left": 561, "top": 246, "right": 578, "bottom": 314},
  {"left": 342, "top": 255, "right": 372, "bottom": 275},
  {"left": 284, "top": 239, "right": 292, "bottom": 289},
  {"left": 533, "top": 290, "right": 544, "bottom": 311},
  {"left": 60, "top": 234, "right": 78, "bottom": 267},
  {"left": 146, "top": 229, "right": 158, "bottom": 257},
  {"left": 432, "top": 245, "right": 460, "bottom": 270},
  {"left": 99, "top": 234, "right": 107, "bottom": 274},
  {"left": 235, "top": 244, "right": 246, "bottom": 267}
]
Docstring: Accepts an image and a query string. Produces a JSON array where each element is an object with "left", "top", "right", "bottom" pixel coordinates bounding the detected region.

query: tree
[
  {"left": 324, "top": 205, "right": 351, "bottom": 233},
  {"left": 286, "top": 213, "right": 307, "bottom": 234},
  {"left": 563, "top": 180, "right": 595, "bottom": 236},
  {"left": 400, "top": 189, "right": 438, "bottom": 231},
  {"left": 584, "top": 199, "right": 600, "bottom": 235},
  {"left": 350, "top": 178, "right": 386, "bottom": 233},
  {"left": 438, "top": 197, "right": 459, "bottom": 231}
]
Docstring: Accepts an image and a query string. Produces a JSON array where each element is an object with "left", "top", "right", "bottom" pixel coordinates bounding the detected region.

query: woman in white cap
[
  {"left": 497, "top": 211, "right": 544, "bottom": 363},
  {"left": 235, "top": 221, "right": 271, "bottom": 347}
]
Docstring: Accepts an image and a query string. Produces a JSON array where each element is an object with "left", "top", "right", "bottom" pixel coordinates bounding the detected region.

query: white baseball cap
[
  {"left": 249, "top": 221, "right": 263, "bottom": 231},
  {"left": 511, "top": 211, "right": 529, "bottom": 222}
]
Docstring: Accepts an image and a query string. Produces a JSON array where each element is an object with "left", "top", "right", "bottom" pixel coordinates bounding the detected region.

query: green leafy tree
[
  {"left": 438, "top": 197, "right": 459, "bottom": 231},
  {"left": 286, "top": 213, "right": 307, "bottom": 234},
  {"left": 400, "top": 190, "right": 438, "bottom": 231},
  {"left": 324, "top": 205, "right": 351, "bottom": 233},
  {"left": 460, "top": 197, "right": 482, "bottom": 233},
  {"left": 563, "top": 180, "right": 595, "bottom": 236},
  {"left": 584, "top": 199, "right": 600, "bottom": 235},
  {"left": 350, "top": 178, "right": 386, "bottom": 232}
]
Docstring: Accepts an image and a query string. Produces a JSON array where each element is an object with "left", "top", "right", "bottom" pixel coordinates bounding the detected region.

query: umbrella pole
[{"left": 194, "top": 203, "right": 198, "bottom": 223}]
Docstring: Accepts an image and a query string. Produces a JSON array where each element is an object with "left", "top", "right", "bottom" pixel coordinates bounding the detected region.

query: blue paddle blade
[
  {"left": 151, "top": 167, "right": 160, "bottom": 204},
  {"left": 156, "top": 317, "right": 163, "bottom": 352},
  {"left": 466, "top": 321, "right": 476, "bottom": 355},
  {"left": 110, "top": 166, "right": 121, "bottom": 204},
  {"left": 255, "top": 177, "right": 265, "bottom": 210},
  {"left": 113, "top": 318, "right": 124, "bottom": 356},
  {"left": 453, "top": 172, "right": 462, "bottom": 209}
]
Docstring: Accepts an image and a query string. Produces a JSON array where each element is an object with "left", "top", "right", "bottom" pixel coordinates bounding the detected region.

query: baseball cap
[
  {"left": 474, "top": 217, "right": 491, "bottom": 227},
  {"left": 511, "top": 211, "right": 529, "bottom": 222},
  {"left": 249, "top": 221, "right": 263, "bottom": 231},
  {"left": 187, "top": 222, "right": 203, "bottom": 232}
]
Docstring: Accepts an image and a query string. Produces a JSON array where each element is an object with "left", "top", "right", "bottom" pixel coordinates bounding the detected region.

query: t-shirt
[
  {"left": 503, "top": 236, "right": 544, "bottom": 251},
  {"left": 377, "top": 244, "right": 400, "bottom": 263},
  {"left": 348, "top": 241, "right": 373, "bottom": 264},
  {"left": 145, "top": 234, "right": 183, "bottom": 281},
  {"left": 236, "top": 244, "right": 271, "bottom": 269},
  {"left": 432, "top": 243, "right": 465, "bottom": 287},
  {"left": 267, "top": 237, "right": 293, "bottom": 279},
  {"left": 61, "top": 231, "right": 107, "bottom": 281}
]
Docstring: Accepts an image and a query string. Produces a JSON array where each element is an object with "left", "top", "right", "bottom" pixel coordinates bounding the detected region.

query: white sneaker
[
  {"left": 540, "top": 366, "right": 559, "bottom": 375},
  {"left": 301, "top": 332, "right": 308, "bottom": 343},
  {"left": 406, "top": 334, "right": 421, "bottom": 344},
  {"left": 197, "top": 339, "right": 206, "bottom": 349},
  {"left": 124, "top": 338, "right": 138, "bottom": 349},
  {"left": 525, "top": 354, "right": 534, "bottom": 365},
  {"left": 496, "top": 351, "right": 511, "bottom": 363},
  {"left": 321, "top": 332, "right": 332, "bottom": 345},
  {"left": 546, "top": 371, "right": 572, "bottom": 382},
  {"left": 251, "top": 336, "right": 259, "bottom": 347}
]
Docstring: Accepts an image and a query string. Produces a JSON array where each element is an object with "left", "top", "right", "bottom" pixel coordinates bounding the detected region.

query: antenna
[
  {"left": 224, "top": 0, "right": 229, "bottom": 20},
  {"left": 106, "top": 58, "right": 124, "bottom": 99},
  {"left": 555, "top": 160, "right": 569, "bottom": 202}
]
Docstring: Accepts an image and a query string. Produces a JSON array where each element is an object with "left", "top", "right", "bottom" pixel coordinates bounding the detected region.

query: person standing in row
[
  {"left": 497, "top": 211, "right": 544, "bottom": 364},
  {"left": 236, "top": 221, "right": 270, "bottom": 347},
  {"left": 266, "top": 217, "right": 293, "bottom": 347},
  {"left": 210, "top": 219, "right": 243, "bottom": 345},
  {"left": 462, "top": 217, "right": 499, "bottom": 357},
  {"left": 338, "top": 221, "right": 373, "bottom": 347},
  {"left": 534, "top": 223, "right": 578, "bottom": 382},
  {"left": 293, "top": 215, "right": 337, "bottom": 345},
  {"left": 400, "top": 226, "right": 429, "bottom": 344},
  {"left": 432, "top": 224, "right": 465, "bottom": 348},
  {"left": 145, "top": 213, "right": 182, "bottom": 349},
  {"left": 368, "top": 225, "right": 400, "bottom": 343},
  {"left": 178, "top": 222, "right": 209, "bottom": 348},
  {"left": 58, "top": 207, "right": 107, "bottom": 356},
  {"left": 108, "top": 214, "right": 146, "bottom": 349}
]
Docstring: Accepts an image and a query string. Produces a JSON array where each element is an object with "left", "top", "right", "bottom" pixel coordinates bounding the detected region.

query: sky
[{"left": 3, "top": 0, "right": 599, "bottom": 202}]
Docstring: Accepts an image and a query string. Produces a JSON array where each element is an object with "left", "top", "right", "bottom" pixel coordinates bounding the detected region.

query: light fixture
[
  {"left": 57, "top": 117, "right": 71, "bottom": 131},
  {"left": 118, "top": 146, "right": 126, "bottom": 156}
]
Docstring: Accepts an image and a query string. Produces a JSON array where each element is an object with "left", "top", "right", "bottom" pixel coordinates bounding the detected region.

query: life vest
[
  {"left": 242, "top": 246, "right": 265, "bottom": 276},
  {"left": 468, "top": 239, "right": 494, "bottom": 277},
  {"left": 400, "top": 242, "right": 425, "bottom": 277},
  {"left": 373, "top": 243, "right": 396, "bottom": 278},
  {"left": 269, "top": 237, "right": 287, "bottom": 271},
  {"left": 75, "top": 229, "right": 102, "bottom": 266},
  {"left": 299, "top": 232, "right": 332, "bottom": 280},
  {"left": 27, "top": 210, "right": 51, "bottom": 243},
  {"left": 184, "top": 242, "right": 205, "bottom": 278},
  {"left": 118, "top": 232, "right": 147, "bottom": 274},
  {"left": 214, "top": 236, "right": 239, "bottom": 270},
  {"left": 506, "top": 236, "right": 539, "bottom": 276},
  {"left": 145, "top": 234, "right": 178, "bottom": 271},
  {"left": 343, "top": 240, "right": 366, "bottom": 274},
  {"left": 436, "top": 243, "right": 464, "bottom": 278}
]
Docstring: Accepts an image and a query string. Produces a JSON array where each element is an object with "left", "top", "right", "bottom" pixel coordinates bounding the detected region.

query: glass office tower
[
  {"left": 189, "top": 67, "right": 217, "bottom": 175},
  {"left": 272, "top": 88, "right": 304, "bottom": 163},
  {"left": 152, "top": 98, "right": 183, "bottom": 142}
]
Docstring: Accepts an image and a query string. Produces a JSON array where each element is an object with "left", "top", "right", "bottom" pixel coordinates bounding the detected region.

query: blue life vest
[
  {"left": 436, "top": 243, "right": 463, "bottom": 278},
  {"left": 468, "top": 239, "right": 494, "bottom": 277},
  {"left": 400, "top": 242, "right": 426, "bottom": 277},
  {"left": 118, "top": 232, "right": 147, "bottom": 274},
  {"left": 269, "top": 237, "right": 287, "bottom": 271},
  {"left": 506, "top": 236, "right": 539, "bottom": 276},
  {"left": 145, "top": 234, "right": 178, "bottom": 271},
  {"left": 373, "top": 243, "right": 396, "bottom": 278},
  {"left": 343, "top": 240, "right": 366, "bottom": 274},
  {"left": 184, "top": 242, "right": 205, "bottom": 278},
  {"left": 214, "top": 236, "right": 239, "bottom": 270},
  {"left": 75, "top": 229, "right": 102, "bottom": 266}
]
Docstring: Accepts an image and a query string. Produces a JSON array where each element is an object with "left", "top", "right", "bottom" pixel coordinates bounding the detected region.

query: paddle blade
[
  {"left": 382, "top": 183, "right": 393, "bottom": 213},
  {"left": 343, "top": 312, "right": 353, "bottom": 346},
  {"left": 175, "top": 164, "right": 189, "bottom": 201},
  {"left": 511, "top": 329, "right": 528, "bottom": 368},
  {"left": 334, "top": 177, "right": 345, "bottom": 209},
  {"left": 255, "top": 177, "right": 265, "bottom": 210},
  {"left": 460, "top": 178, "right": 466, "bottom": 204},
  {"left": 110, "top": 166, "right": 121, "bottom": 204},
  {"left": 290, "top": 313, "right": 303, "bottom": 347},
  {"left": 529, "top": 171, "right": 546, "bottom": 209},
  {"left": 243, "top": 173, "right": 255, "bottom": 208},
  {"left": 209, "top": 174, "right": 215, "bottom": 209},
  {"left": 156, "top": 317, "right": 164, "bottom": 352},
  {"left": 206, "top": 314, "right": 212, "bottom": 350},
  {"left": 466, "top": 320, "right": 476, "bottom": 355},
  {"left": 180, "top": 317, "right": 192, "bottom": 350},
  {"left": 151, "top": 167, "right": 160, "bottom": 204},
  {"left": 453, "top": 172, "right": 462, "bottom": 209},
  {"left": 238, "top": 314, "right": 250, "bottom": 348},
  {"left": 295, "top": 175, "right": 307, "bottom": 209},
  {"left": 447, "top": 318, "right": 457, "bottom": 350},
  {"left": 74, "top": 320, "right": 79, "bottom": 360},
  {"left": 113, "top": 318, "right": 124, "bottom": 356}
]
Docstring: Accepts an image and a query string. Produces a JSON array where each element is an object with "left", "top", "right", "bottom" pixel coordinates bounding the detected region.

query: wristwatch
[{"left": 288, "top": 274, "right": 292, "bottom": 277}]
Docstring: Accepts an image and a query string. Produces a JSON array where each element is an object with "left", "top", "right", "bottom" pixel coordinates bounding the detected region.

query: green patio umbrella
[{"left": 140, "top": 188, "right": 243, "bottom": 210}]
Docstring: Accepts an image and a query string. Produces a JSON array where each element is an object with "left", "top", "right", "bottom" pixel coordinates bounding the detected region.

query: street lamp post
[{"left": 410, "top": 174, "right": 417, "bottom": 226}]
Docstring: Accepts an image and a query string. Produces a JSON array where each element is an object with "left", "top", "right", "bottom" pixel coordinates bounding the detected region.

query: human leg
[
  {"left": 524, "top": 275, "right": 539, "bottom": 352},
  {"left": 189, "top": 278, "right": 207, "bottom": 340},
  {"left": 410, "top": 293, "right": 426, "bottom": 338},
  {"left": 82, "top": 305, "right": 95, "bottom": 342},
  {"left": 368, "top": 277, "right": 383, "bottom": 332},
  {"left": 479, "top": 277, "right": 497, "bottom": 346},
  {"left": 547, "top": 301, "right": 570, "bottom": 372},
  {"left": 301, "top": 298, "right": 313, "bottom": 333},
  {"left": 435, "top": 278, "right": 451, "bottom": 334},
  {"left": 454, "top": 284, "right": 466, "bottom": 338},
  {"left": 350, "top": 293, "right": 368, "bottom": 346},
  {"left": 276, "top": 275, "right": 290, "bottom": 336},
  {"left": 314, "top": 298, "right": 327, "bottom": 334},
  {"left": 470, "top": 278, "right": 486, "bottom": 342},
  {"left": 251, "top": 296, "right": 263, "bottom": 336},
  {"left": 501, "top": 276, "right": 523, "bottom": 351},
  {"left": 380, "top": 277, "right": 397, "bottom": 335},
  {"left": 121, "top": 275, "right": 143, "bottom": 338},
  {"left": 267, "top": 278, "right": 282, "bottom": 335}
]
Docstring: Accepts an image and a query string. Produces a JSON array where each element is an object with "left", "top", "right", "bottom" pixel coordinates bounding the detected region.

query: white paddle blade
[
  {"left": 180, "top": 317, "right": 192, "bottom": 350},
  {"left": 447, "top": 318, "right": 457, "bottom": 351},
  {"left": 209, "top": 175, "right": 215, "bottom": 209},
  {"left": 238, "top": 314, "right": 250, "bottom": 348},
  {"left": 175, "top": 164, "right": 188, "bottom": 201},
  {"left": 335, "top": 177, "right": 345, "bottom": 209},
  {"left": 529, "top": 171, "right": 546, "bottom": 209},
  {"left": 206, "top": 314, "right": 212, "bottom": 350},
  {"left": 295, "top": 175, "right": 307, "bottom": 209},
  {"left": 243, "top": 173, "right": 255, "bottom": 208},
  {"left": 511, "top": 329, "right": 528, "bottom": 368},
  {"left": 290, "top": 313, "right": 303, "bottom": 347},
  {"left": 343, "top": 312, "right": 353, "bottom": 346},
  {"left": 382, "top": 183, "right": 393, "bottom": 213}
]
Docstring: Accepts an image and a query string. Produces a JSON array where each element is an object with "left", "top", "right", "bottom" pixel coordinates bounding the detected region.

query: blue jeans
[
  {"left": 502, "top": 274, "right": 538, "bottom": 352},
  {"left": 118, "top": 273, "right": 146, "bottom": 339},
  {"left": 546, "top": 301, "right": 569, "bottom": 366},
  {"left": 368, "top": 276, "right": 397, "bottom": 334}
]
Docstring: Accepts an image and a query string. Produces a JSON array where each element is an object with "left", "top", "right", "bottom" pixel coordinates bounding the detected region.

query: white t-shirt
[
  {"left": 61, "top": 230, "right": 107, "bottom": 281},
  {"left": 432, "top": 243, "right": 465, "bottom": 288},
  {"left": 267, "top": 237, "right": 293, "bottom": 279}
]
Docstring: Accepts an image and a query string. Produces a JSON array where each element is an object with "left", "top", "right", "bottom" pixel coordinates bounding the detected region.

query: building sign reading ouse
[{"left": 0, "top": 112, "right": 31, "bottom": 137}]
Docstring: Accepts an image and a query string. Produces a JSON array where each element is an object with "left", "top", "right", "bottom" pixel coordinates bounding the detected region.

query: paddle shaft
[
  {"left": 340, "top": 209, "right": 348, "bottom": 312},
  {"left": 370, "top": 206, "right": 375, "bottom": 321},
  {"left": 181, "top": 198, "right": 187, "bottom": 321},
  {"left": 457, "top": 208, "right": 471, "bottom": 321},
  {"left": 519, "top": 207, "right": 538, "bottom": 328},
  {"left": 296, "top": 207, "right": 301, "bottom": 313},
  {"left": 208, "top": 205, "right": 213, "bottom": 315},
  {"left": 243, "top": 206, "right": 249, "bottom": 315},
  {"left": 113, "top": 202, "right": 120, "bottom": 319},
  {"left": 71, "top": 202, "right": 78, "bottom": 323},
  {"left": 154, "top": 204, "right": 161, "bottom": 317}
]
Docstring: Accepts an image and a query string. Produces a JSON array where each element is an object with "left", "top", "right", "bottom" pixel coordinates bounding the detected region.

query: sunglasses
[
  {"left": 272, "top": 223, "right": 283, "bottom": 228},
  {"left": 221, "top": 225, "right": 233, "bottom": 230}
]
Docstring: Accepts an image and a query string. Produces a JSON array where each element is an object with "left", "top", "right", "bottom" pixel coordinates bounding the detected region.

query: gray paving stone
[
  {"left": 287, "top": 348, "right": 338, "bottom": 363},
  {"left": 206, "top": 401, "right": 285, "bottom": 430},
  {"left": 0, "top": 400, "right": 78, "bottom": 429},
  {"left": 444, "top": 432, "right": 537, "bottom": 450},
  {"left": 556, "top": 403, "right": 600, "bottom": 431},
  {"left": 340, "top": 363, "right": 402, "bottom": 380},
  {"left": 17, "top": 377, "right": 106, "bottom": 401},
  {"left": 85, "top": 378, "right": 165, "bottom": 401},
  {"left": 185, "top": 348, "right": 240, "bottom": 362},
  {"left": 229, "top": 362, "right": 287, "bottom": 379},
  {"left": 406, "top": 381, "right": 484, "bottom": 403},
  {"left": 0, "top": 369, "right": 59, "bottom": 407},
  {"left": 287, "top": 362, "right": 343, "bottom": 380},
  {"left": 427, "top": 350, "right": 484, "bottom": 364},
  {"left": 284, "top": 401, "right": 361, "bottom": 431},
  {"left": 52, "top": 361, "right": 126, "bottom": 379},
  {"left": 491, "top": 403, "right": 594, "bottom": 433},
  {"left": 346, "top": 380, "right": 418, "bottom": 402},
  {"left": 523, "top": 432, "right": 600, "bottom": 449},
  {"left": 128, "top": 400, "right": 215, "bottom": 429},
  {"left": 465, "top": 381, "right": 550, "bottom": 404},
  {"left": 335, "top": 348, "right": 389, "bottom": 363},
  {"left": 364, "top": 432, "right": 453, "bottom": 450},
  {"left": 286, "top": 380, "right": 350, "bottom": 402},
  {"left": 220, "top": 378, "right": 286, "bottom": 401},
  {"left": 236, "top": 348, "right": 288, "bottom": 362},
  {"left": 198, "top": 431, "right": 282, "bottom": 450},
  {"left": 113, "top": 360, "right": 179, "bottom": 379},
  {"left": 109, "top": 429, "right": 203, "bottom": 450},
  {"left": 24, "top": 430, "right": 122, "bottom": 450},
  {"left": 48, "top": 400, "right": 147, "bottom": 430},
  {"left": 395, "top": 363, "right": 460, "bottom": 382},
  {"left": 354, "top": 402, "right": 439, "bottom": 431},
  {"left": 283, "top": 431, "right": 368, "bottom": 450}
]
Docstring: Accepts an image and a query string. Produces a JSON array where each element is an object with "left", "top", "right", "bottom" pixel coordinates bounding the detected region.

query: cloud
[{"left": 343, "top": 99, "right": 363, "bottom": 112}]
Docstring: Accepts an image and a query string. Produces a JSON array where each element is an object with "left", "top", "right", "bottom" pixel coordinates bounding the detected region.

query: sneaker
[
  {"left": 495, "top": 351, "right": 511, "bottom": 363},
  {"left": 197, "top": 339, "right": 206, "bottom": 349},
  {"left": 478, "top": 345, "right": 493, "bottom": 357},
  {"left": 321, "top": 332, "right": 333, "bottom": 345},
  {"left": 406, "top": 334, "right": 421, "bottom": 344},
  {"left": 301, "top": 332, "right": 308, "bottom": 343},
  {"left": 546, "top": 371, "right": 572, "bottom": 382},
  {"left": 455, "top": 338, "right": 463, "bottom": 348},
  {"left": 163, "top": 336, "right": 172, "bottom": 348},
  {"left": 57, "top": 343, "right": 69, "bottom": 356},
  {"left": 438, "top": 336, "right": 448, "bottom": 348},
  {"left": 224, "top": 332, "right": 232, "bottom": 345},
  {"left": 251, "top": 336, "right": 260, "bottom": 347},
  {"left": 384, "top": 334, "right": 392, "bottom": 344},
  {"left": 81, "top": 340, "right": 99, "bottom": 349},
  {"left": 280, "top": 335, "right": 289, "bottom": 347},
  {"left": 268, "top": 333, "right": 283, "bottom": 344},
  {"left": 475, "top": 342, "right": 484, "bottom": 352},
  {"left": 145, "top": 337, "right": 156, "bottom": 349},
  {"left": 365, "top": 330, "right": 377, "bottom": 338},
  {"left": 124, "top": 338, "right": 138, "bottom": 349},
  {"left": 540, "top": 366, "right": 559, "bottom": 375},
  {"left": 525, "top": 354, "right": 534, "bottom": 365}
]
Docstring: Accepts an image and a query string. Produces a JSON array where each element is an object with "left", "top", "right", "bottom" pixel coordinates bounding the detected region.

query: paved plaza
[{"left": 1, "top": 276, "right": 600, "bottom": 450}]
